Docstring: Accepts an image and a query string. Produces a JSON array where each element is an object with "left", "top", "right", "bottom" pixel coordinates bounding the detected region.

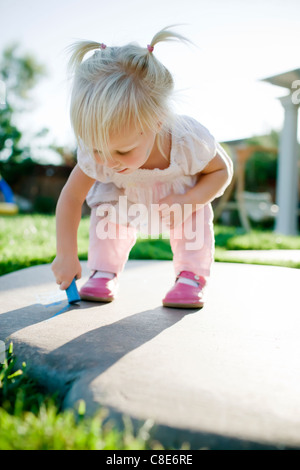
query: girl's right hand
[{"left": 51, "top": 255, "right": 82, "bottom": 291}]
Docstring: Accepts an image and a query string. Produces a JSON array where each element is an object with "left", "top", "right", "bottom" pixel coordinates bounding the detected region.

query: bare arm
[
  {"left": 51, "top": 164, "right": 95, "bottom": 290},
  {"left": 158, "top": 152, "right": 232, "bottom": 228},
  {"left": 182, "top": 152, "right": 231, "bottom": 209}
]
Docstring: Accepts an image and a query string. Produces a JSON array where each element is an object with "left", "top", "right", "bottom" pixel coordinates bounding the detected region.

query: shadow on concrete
[
  {"left": 0, "top": 300, "right": 197, "bottom": 417},
  {"left": 0, "top": 301, "right": 98, "bottom": 339},
  {"left": 50, "top": 305, "right": 192, "bottom": 373}
]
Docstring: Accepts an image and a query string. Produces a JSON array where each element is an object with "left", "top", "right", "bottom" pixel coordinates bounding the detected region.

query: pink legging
[{"left": 87, "top": 204, "right": 215, "bottom": 278}]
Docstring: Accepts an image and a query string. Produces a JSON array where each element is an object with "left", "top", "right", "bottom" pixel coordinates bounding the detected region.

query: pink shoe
[
  {"left": 79, "top": 271, "right": 118, "bottom": 302},
  {"left": 162, "top": 271, "right": 206, "bottom": 309}
]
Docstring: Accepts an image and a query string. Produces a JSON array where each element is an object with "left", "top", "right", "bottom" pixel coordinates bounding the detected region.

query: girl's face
[{"left": 93, "top": 124, "right": 160, "bottom": 175}]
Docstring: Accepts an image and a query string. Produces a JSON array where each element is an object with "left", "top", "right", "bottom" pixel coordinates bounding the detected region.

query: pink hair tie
[
  {"left": 147, "top": 44, "right": 154, "bottom": 53},
  {"left": 99, "top": 43, "right": 107, "bottom": 50}
]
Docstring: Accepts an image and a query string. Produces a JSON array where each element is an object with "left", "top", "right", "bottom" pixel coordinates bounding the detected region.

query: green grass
[
  {"left": 214, "top": 225, "right": 300, "bottom": 250},
  {"left": 0, "top": 343, "right": 163, "bottom": 450},
  {"left": 0, "top": 213, "right": 299, "bottom": 449},
  {"left": 213, "top": 225, "right": 300, "bottom": 269},
  {"left": 0, "top": 214, "right": 89, "bottom": 276},
  {"left": 1, "top": 214, "right": 300, "bottom": 276}
]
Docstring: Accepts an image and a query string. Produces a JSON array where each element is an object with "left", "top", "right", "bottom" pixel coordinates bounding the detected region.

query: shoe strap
[
  {"left": 176, "top": 271, "right": 206, "bottom": 288},
  {"left": 91, "top": 271, "right": 116, "bottom": 280}
]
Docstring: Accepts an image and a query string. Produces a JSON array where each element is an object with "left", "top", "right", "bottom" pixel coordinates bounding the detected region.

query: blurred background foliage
[{"left": 0, "top": 43, "right": 47, "bottom": 164}]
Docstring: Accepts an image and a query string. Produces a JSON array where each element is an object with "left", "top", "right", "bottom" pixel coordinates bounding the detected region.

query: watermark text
[
  {"left": 291, "top": 80, "right": 300, "bottom": 104},
  {"left": 95, "top": 196, "right": 205, "bottom": 250}
]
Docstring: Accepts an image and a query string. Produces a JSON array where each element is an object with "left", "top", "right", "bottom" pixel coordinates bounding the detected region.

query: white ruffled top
[{"left": 77, "top": 115, "right": 233, "bottom": 210}]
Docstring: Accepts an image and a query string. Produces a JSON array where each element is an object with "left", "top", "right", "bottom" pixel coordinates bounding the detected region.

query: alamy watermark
[
  {"left": 95, "top": 196, "right": 205, "bottom": 250},
  {"left": 291, "top": 80, "right": 300, "bottom": 105}
]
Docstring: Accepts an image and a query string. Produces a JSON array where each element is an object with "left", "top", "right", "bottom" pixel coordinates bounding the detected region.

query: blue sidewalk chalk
[{"left": 66, "top": 278, "right": 81, "bottom": 304}]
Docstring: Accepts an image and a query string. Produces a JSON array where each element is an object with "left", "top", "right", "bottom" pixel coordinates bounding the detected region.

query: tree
[
  {"left": 245, "top": 130, "right": 279, "bottom": 192},
  {"left": 0, "top": 43, "right": 47, "bottom": 163}
]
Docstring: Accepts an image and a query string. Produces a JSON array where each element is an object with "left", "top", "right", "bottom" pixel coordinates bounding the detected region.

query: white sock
[
  {"left": 177, "top": 277, "right": 199, "bottom": 287},
  {"left": 93, "top": 270, "right": 115, "bottom": 279}
]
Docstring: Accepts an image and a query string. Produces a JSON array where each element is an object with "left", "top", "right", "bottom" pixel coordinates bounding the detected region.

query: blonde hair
[{"left": 67, "top": 25, "right": 192, "bottom": 161}]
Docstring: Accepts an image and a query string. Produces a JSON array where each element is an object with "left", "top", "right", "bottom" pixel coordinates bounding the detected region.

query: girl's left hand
[{"left": 158, "top": 193, "right": 192, "bottom": 230}]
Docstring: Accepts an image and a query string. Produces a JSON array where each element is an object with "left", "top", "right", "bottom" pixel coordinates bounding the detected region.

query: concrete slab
[{"left": 0, "top": 260, "right": 300, "bottom": 449}]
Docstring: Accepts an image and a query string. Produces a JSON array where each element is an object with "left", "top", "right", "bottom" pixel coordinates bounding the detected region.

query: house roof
[{"left": 261, "top": 68, "right": 300, "bottom": 90}]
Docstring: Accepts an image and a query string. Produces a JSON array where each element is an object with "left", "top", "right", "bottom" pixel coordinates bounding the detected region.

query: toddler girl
[{"left": 51, "top": 26, "right": 233, "bottom": 309}]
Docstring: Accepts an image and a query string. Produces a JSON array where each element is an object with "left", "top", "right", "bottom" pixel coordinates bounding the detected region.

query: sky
[{"left": 1, "top": 0, "right": 300, "bottom": 163}]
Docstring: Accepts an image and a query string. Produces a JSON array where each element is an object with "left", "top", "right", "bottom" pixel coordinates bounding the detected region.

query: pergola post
[
  {"left": 275, "top": 94, "right": 299, "bottom": 235},
  {"left": 261, "top": 69, "right": 300, "bottom": 235}
]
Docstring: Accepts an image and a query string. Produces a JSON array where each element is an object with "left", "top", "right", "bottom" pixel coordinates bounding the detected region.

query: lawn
[
  {"left": 1, "top": 214, "right": 300, "bottom": 276},
  {"left": 0, "top": 343, "right": 162, "bottom": 450},
  {"left": 0, "top": 213, "right": 299, "bottom": 449}
]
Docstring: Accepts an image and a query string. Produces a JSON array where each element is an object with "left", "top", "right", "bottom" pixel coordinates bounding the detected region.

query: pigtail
[
  {"left": 67, "top": 40, "right": 103, "bottom": 73},
  {"left": 68, "top": 25, "right": 194, "bottom": 159},
  {"left": 147, "top": 24, "right": 193, "bottom": 52}
]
